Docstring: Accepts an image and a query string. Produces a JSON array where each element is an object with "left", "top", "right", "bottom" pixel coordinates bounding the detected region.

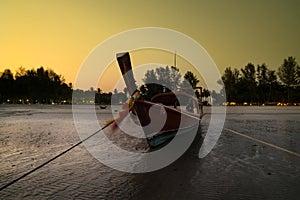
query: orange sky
[{"left": 1, "top": 0, "right": 299, "bottom": 91}]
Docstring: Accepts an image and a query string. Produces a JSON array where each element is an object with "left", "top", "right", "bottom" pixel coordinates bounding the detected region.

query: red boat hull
[{"left": 133, "top": 99, "right": 202, "bottom": 147}]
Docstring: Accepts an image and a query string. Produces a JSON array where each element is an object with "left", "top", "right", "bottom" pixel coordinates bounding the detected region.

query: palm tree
[{"left": 183, "top": 71, "right": 199, "bottom": 89}]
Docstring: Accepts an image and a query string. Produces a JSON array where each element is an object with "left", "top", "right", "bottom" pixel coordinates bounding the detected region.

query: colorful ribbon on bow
[{"left": 105, "top": 90, "right": 140, "bottom": 130}]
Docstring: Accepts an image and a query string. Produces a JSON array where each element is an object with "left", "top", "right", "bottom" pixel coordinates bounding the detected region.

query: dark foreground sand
[{"left": 0, "top": 105, "right": 299, "bottom": 199}]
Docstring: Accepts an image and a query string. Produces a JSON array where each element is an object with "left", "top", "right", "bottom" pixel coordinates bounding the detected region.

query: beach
[{"left": 0, "top": 105, "right": 299, "bottom": 199}]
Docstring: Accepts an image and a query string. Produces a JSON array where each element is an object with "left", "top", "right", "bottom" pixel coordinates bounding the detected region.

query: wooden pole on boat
[
  {"left": 195, "top": 86, "right": 204, "bottom": 117},
  {"left": 116, "top": 52, "right": 137, "bottom": 95},
  {"left": 174, "top": 51, "right": 177, "bottom": 68},
  {"left": 199, "top": 87, "right": 204, "bottom": 116}
]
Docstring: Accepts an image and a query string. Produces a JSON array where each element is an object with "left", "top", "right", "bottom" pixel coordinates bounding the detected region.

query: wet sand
[{"left": 0, "top": 105, "right": 299, "bottom": 199}]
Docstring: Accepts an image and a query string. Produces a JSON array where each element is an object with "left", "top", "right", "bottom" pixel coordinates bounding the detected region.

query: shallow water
[{"left": 0, "top": 105, "right": 299, "bottom": 199}]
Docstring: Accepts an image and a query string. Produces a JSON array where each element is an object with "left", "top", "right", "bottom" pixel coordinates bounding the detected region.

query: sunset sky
[{"left": 1, "top": 0, "right": 299, "bottom": 91}]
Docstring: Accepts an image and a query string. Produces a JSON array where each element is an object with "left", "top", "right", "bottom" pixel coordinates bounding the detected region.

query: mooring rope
[
  {"left": 0, "top": 120, "right": 114, "bottom": 191},
  {"left": 223, "top": 127, "right": 300, "bottom": 158}
]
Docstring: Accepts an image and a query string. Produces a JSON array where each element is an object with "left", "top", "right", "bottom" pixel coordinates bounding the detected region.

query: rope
[
  {"left": 0, "top": 121, "right": 113, "bottom": 191},
  {"left": 224, "top": 127, "right": 300, "bottom": 158}
]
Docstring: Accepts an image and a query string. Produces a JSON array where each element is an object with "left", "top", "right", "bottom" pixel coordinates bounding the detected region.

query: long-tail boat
[{"left": 114, "top": 52, "right": 204, "bottom": 148}]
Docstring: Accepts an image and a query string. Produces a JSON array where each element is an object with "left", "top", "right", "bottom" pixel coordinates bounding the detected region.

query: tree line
[
  {"left": 1, "top": 56, "right": 299, "bottom": 105},
  {"left": 222, "top": 56, "right": 300, "bottom": 104},
  {"left": 0, "top": 67, "right": 72, "bottom": 104},
  {"left": 0, "top": 67, "right": 115, "bottom": 105}
]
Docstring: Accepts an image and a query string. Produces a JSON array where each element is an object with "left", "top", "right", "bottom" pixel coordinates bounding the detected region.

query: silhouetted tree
[
  {"left": 256, "top": 64, "right": 269, "bottom": 103},
  {"left": 202, "top": 88, "right": 211, "bottom": 105},
  {"left": 239, "top": 63, "right": 257, "bottom": 103},
  {"left": 0, "top": 69, "right": 14, "bottom": 103},
  {"left": 183, "top": 71, "right": 199, "bottom": 89},
  {"left": 222, "top": 67, "right": 239, "bottom": 102},
  {"left": 278, "top": 56, "right": 299, "bottom": 102},
  {"left": 265, "top": 69, "right": 279, "bottom": 102}
]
